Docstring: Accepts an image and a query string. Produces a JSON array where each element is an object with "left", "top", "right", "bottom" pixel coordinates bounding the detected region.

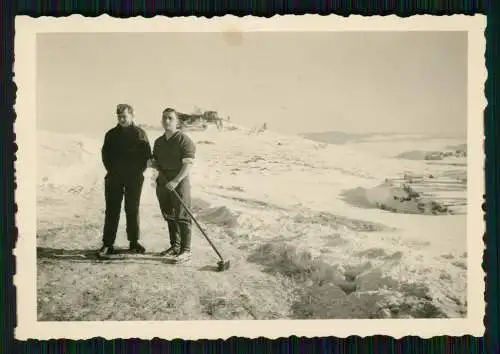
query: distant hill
[
  {"left": 299, "top": 131, "right": 373, "bottom": 145},
  {"left": 300, "top": 130, "right": 463, "bottom": 145},
  {"left": 138, "top": 123, "right": 163, "bottom": 131}
]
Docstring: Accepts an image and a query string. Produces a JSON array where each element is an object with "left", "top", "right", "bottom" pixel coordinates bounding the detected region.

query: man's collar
[
  {"left": 116, "top": 122, "right": 135, "bottom": 128},
  {"left": 164, "top": 130, "right": 179, "bottom": 140}
]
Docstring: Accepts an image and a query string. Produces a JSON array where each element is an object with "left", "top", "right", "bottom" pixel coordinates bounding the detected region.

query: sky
[{"left": 37, "top": 31, "right": 467, "bottom": 137}]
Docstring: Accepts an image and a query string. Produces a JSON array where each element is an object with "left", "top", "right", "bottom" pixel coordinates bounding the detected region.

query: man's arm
[
  {"left": 150, "top": 139, "right": 159, "bottom": 169},
  {"left": 137, "top": 128, "right": 153, "bottom": 168},
  {"left": 101, "top": 132, "right": 112, "bottom": 171},
  {"left": 171, "top": 162, "right": 193, "bottom": 185}
]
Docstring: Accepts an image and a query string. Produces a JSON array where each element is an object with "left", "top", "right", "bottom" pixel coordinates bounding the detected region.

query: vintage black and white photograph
[{"left": 15, "top": 15, "right": 485, "bottom": 339}]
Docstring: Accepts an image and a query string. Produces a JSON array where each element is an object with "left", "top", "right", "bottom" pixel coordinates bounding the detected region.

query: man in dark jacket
[
  {"left": 152, "top": 107, "right": 196, "bottom": 263},
  {"left": 98, "top": 104, "right": 152, "bottom": 258}
]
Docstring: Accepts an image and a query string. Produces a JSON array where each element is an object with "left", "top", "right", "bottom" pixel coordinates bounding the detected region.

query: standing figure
[
  {"left": 98, "top": 104, "right": 152, "bottom": 258},
  {"left": 152, "top": 108, "right": 196, "bottom": 263}
]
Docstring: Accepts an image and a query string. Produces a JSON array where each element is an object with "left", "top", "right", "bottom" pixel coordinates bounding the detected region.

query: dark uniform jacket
[{"left": 101, "top": 124, "right": 152, "bottom": 177}]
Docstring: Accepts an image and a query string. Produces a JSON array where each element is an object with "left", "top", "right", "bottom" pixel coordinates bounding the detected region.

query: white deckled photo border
[{"left": 14, "top": 14, "right": 486, "bottom": 340}]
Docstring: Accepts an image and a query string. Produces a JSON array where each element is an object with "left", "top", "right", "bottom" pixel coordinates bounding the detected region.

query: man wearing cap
[
  {"left": 98, "top": 104, "right": 152, "bottom": 258},
  {"left": 152, "top": 108, "right": 196, "bottom": 263}
]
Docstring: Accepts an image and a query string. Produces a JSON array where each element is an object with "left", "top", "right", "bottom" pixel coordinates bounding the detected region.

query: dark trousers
[
  {"left": 156, "top": 177, "right": 192, "bottom": 252},
  {"left": 102, "top": 172, "right": 144, "bottom": 247}
]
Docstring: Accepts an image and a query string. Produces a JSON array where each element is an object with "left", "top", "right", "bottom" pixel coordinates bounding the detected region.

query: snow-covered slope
[{"left": 36, "top": 124, "right": 468, "bottom": 319}]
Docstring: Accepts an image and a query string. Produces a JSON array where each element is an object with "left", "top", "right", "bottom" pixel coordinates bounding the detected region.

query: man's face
[
  {"left": 117, "top": 109, "right": 133, "bottom": 127},
  {"left": 162, "top": 111, "right": 178, "bottom": 132}
]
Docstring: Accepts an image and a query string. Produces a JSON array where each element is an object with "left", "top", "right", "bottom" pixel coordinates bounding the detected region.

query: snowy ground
[{"left": 36, "top": 124, "right": 467, "bottom": 320}]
